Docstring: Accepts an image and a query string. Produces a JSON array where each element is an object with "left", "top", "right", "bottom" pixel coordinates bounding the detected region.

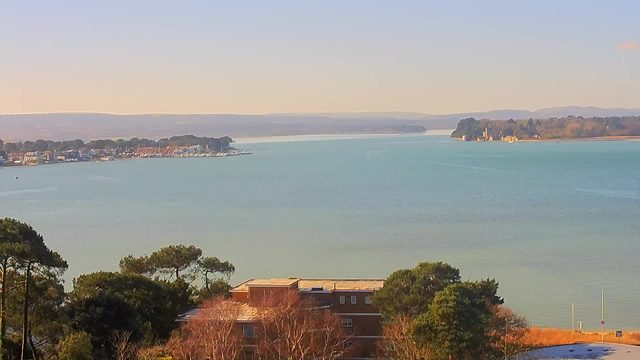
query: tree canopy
[
  {"left": 148, "top": 245, "right": 202, "bottom": 280},
  {"left": 414, "top": 282, "right": 497, "bottom": 360},
  {"left": 56, "top": 332, "right": 94, "bottom": 360},
  {"left": 67, "top": 292, "right": 143, "bottom": 357},
  {"left": 118, "top": 255, "right": 155, "bottom": 277},
  {"left": 1, "top": 135, "right": 234, "bottom": 153},
  {"left": 199, "top": 256, "right": 234, "bottom": 283},
  {"left": 0, "top": 220, "right": 239, "bottom": 360},
  {"left": 119, "top": 246, "right": 235, "bottom": 302},
  {"left": 0, "top": 219, "right": 535, "bottom": 360},
  {"left": 68, "top": 271, "right": 193, "bottom": 342},
  {"left": 374, "top": 261, "right": 522, "bottom": 360},
  {"left": 195, "top": 256, "right": 235, "bottom": 300},
  {"left": 451, "top": 115, "right": 640, "bottom": 141},
  {"left": 373, "top": 261, "right": 461, "bottom": 319},
  {"left": 0, "top": 218, "right": 68, "bottom": 360}
]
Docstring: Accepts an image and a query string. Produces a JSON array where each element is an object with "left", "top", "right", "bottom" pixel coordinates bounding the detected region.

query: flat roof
[
  {"left": 299, "top": 279, "right": 384, "bottom": 291},
  {"left": 232, "top": 278, "right": 300, "bottom": 291},
  {"left": 232, "top": 278, "right": 384, "bottom": 292},
  {"left": 177, "top": 302, "right": 259, "bottom": 322}
]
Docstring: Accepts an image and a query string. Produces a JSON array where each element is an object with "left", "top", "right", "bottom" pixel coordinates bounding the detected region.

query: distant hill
[
  {"left": 530, "top": 106, "right": 640, "bottom": 119},
  {"left": 2, "top": 106, "right": 640, "bottom": 141},
  {"left": 0, "top": 113, "right": 427, "bottom": 141},
  {"left": 421, "top": 106, "right": 640, "bottom": 121}
]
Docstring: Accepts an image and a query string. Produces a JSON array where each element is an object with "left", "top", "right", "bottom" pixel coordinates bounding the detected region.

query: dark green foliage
[
  {"left": 194, "top": 279, "right": 232, "bottom": 304},
  {"left": 2, "top": 135, "right": 234, "bottom": 153},
  {"left": 0, "top": 218, "right": 68, "bottom": 271},
  {"left": 149, "top": 245, "right": 202, "bottom": 280},
  {"left": 451, "top": 115, "right": 640, "bottom": 140},
  {"left": 450, "top": 118, "right": 478, "bottom": 139},
  {"left": 466, "top": 126, "right": 484, "bottom": 141},
  {"left": 68, "top": 272, "right": 193, "bottom": 342},
  {"left": 195, "top": 256, "right": 235, "bottom": 302},
  {"left": 468, "top": 278, "right": 504, "bottom": 306},
  {"left": 118, "top": 255, "right": 155, "bottom": 277},
  {"left": 414, "top": 282, "right": 497, "bottom": 360},
  {"left": 3, "top": 143, "right": 17, "bottom": 154},
  {"left": 199, "top": 256, "right": 234, "bottom": 284},
  {"left": 66, "top": 293, "right": 143, "bottom": 355},
  {"left": 119, "top": 247, "right": 235, "bottom": 303},
  {"left": 27, "top": 272, "right": 67, "bottom": 348},
  {"left": 5, "top": 270, "right": 67, "bottom": 354},
  {"left": 1, "top": 337, "right": 23, "bottom": 360},
  {"left": 198, "top": 256, "right": 235, "bottom": 278},
  {"left": 1, "top": 221, "right": 228, "bottom": 360},
  {"left": 56, "top": 332, "right": 94, "bottom": 360},
  {"left": 372, "top": 261, "right": 461, "bottom": 319},
  {"left": 375, "top": 261, "right": 508, "bottom": 360},
  {"left": 0, "top": 218, "right": 68, "bottom": 360}
]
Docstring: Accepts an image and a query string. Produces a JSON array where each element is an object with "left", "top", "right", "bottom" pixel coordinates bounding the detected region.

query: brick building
[{"left": 179, "top": 277, "right": 384, "bottom": 360}]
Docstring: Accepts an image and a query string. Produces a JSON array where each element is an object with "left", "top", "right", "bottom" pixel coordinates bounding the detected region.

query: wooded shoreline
[{"left": 451, "top": 116, "right": 640, "bottom": 142}]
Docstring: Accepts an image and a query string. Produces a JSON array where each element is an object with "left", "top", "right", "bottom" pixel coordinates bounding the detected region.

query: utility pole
[
  {"left": 601, "top": 290, "right": 605, "bottom": 343},
  {"left": 572, "top": 303, "right": 575, "bottom": 332}
]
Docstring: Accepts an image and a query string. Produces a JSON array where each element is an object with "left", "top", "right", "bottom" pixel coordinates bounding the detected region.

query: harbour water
[{"left": 1, "top": 134, "right": 639, "bottom": 329}]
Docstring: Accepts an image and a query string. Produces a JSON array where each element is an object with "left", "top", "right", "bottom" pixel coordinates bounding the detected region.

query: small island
[
  {"left": 0, "top": 135, "right": 250, "bottom": 166},
  {"left": 451, "top": 116, "right": 640, "bottom": 142}
]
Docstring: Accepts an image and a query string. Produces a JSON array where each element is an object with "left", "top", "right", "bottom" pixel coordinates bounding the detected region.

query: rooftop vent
[{"left": 310, "top": 286, "right": 324, "bottom": 291}]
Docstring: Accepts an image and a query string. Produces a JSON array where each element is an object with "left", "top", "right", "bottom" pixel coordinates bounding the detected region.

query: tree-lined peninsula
[
  {"left": 0, "top": 135, "right": 234, "bottom": 154},
  {"left": 451, "top": 116, "right": 640, "bottom": 141}
]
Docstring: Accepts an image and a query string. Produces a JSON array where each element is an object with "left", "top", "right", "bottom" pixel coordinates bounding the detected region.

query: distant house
[
  {"left": 43, "top": 151, "right": 55, "bottom": 162},
  {"left": 90, "top": 148, "right": 117, "bottom": 158},
  {"left": 9, "top": 153, "right": 24, "bottom": 164},
  {"left": 61, "top": 150, "right": 78, "bottom": 161},
  {"left": 24, "top": 151, "right": 44, "bottom": 164}
]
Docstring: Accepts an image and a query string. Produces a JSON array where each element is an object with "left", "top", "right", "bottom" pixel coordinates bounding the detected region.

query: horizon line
[{"left": 3, "top": 105, "right": 640, "bottom": 117}]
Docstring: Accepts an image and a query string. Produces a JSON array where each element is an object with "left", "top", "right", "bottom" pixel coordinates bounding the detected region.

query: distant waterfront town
[{"left": 0, "top": 135, "right": 251, "bottom": 166}]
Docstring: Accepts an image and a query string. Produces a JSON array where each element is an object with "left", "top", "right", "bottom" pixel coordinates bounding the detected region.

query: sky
[{"left": 1, "top": 1, "right": 639, "bottom": 115}]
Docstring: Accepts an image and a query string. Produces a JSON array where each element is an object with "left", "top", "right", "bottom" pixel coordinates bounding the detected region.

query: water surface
[{"left": 1, "top": 134, "right": 639, "bottom": 329}]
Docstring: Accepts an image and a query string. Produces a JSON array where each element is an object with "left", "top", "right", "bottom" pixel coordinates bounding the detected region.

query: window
[
  {"left": 244, "top": 348, "right": 255, "bottom": 360},
  {"left": 351, "top": 295, "right": 357, "bottom": 304},
  {"left": 243, "top": 325, "right": 255, "bottom": 338},
  {"left": 343, "top": 341, "right": 354, "bottom": 349},
  {"left": 341, "top": 318, "right": 353, "bottom": 328},
  {"left": 364, "top": 295, "right": 372, "bottom": 305},
  {"left": 339, "top": 295, "right": 346, "bottom": 304}
]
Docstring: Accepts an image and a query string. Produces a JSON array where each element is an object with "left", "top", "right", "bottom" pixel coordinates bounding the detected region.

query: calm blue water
[{"left": 1, "top": 134, "right": 639, "bottom": 330}]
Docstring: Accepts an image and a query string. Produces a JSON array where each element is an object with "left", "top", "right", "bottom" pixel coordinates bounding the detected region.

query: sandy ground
[{"left": 527, "top": 343, "right": 640, "bottom": 359}]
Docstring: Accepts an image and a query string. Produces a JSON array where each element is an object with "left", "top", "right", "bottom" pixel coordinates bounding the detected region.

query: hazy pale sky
[{"left": 1, "top": 1, "right": 639, "bottom": 114}]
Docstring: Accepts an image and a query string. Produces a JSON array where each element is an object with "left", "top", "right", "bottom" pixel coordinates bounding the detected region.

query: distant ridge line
[{"left": 2, "top": 106, "right": 640, "bottom": 141}]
